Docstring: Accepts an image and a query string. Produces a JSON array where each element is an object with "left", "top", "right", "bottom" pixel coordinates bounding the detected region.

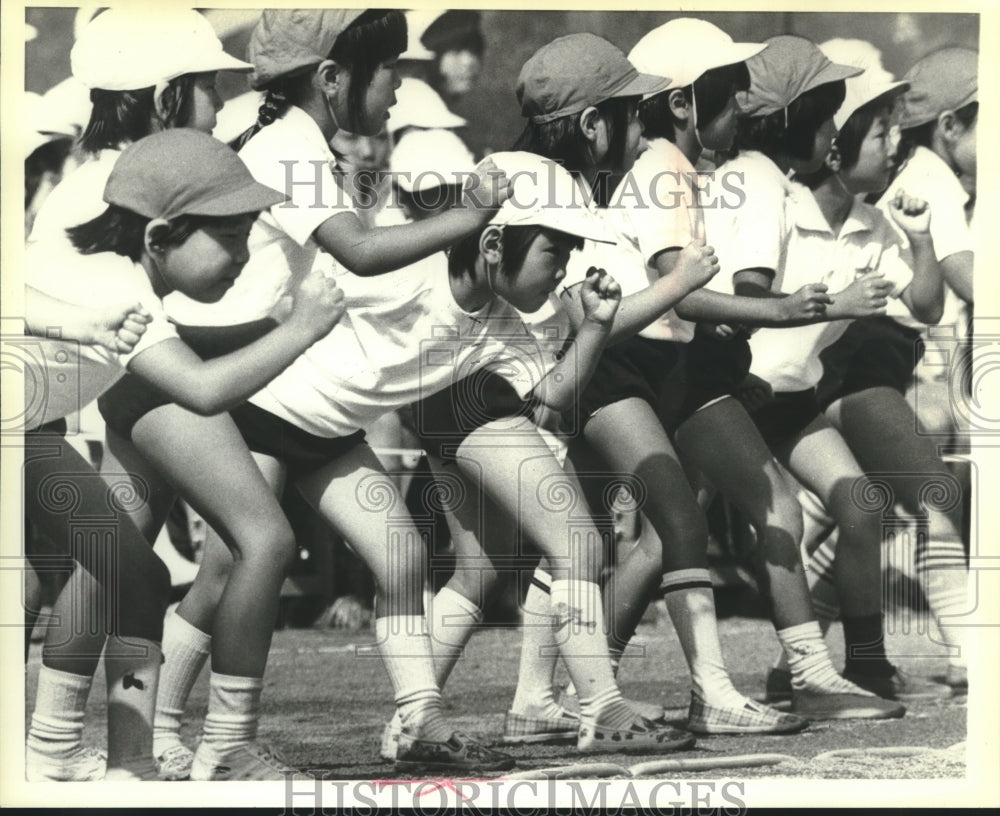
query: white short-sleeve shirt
[
  {"left": 164, "top": 105, "right": 354, "bottom": 326},
  {"left": 749, "top": 184, "right": 914, "bottom": 393},
  {"left": 249, "top": 258, "right": 540, "bottom": 438},
  {"left": 878, "top": 146, "right": 972, "bottom": 331}
]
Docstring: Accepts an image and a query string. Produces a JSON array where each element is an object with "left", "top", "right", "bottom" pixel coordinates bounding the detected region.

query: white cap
[
  {"left": 400, "top": 10, "right": 440, "bottom": 61},
  {"left": 212, "top": 90, "right": 266, "bottom": 144},
  {"left": 629, "top": 18, "right": 766, "bottom": 95},
  {"left": 390, "top": 129, "right": 475, "bottom": 193},
  {"left": 819, "top": 39, "right": 909, "bottom": 130},
  {"left": 42, "top": 76, "right": 93, "bottom": 134},
  {"left": 25, "top": 85, "right": 86, "bottom": 158},
  {"left": 485, "top": 151, "right": 615, "bottom": 244},
  {"left": 390, "top": 79, "right": 466, "bottom": 134},
  {"left": 71, "top": 8, "right": 253, "bottom": 91}
]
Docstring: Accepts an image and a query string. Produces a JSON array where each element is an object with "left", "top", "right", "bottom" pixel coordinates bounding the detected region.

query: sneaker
[
  {"left": 945, "top": 664, "right": 968, "bottom": 693},
  {"left": 189, "top": 742, "right": 296, "bottom": 781},
  {"left": 503, "top": 710, "right": 579, "bottom": 745},
  {"left": 686, "top": 693, "right": 809, "bottom": 735},
  {"left": 577, "top": 716, "right": 696, "bottom": 755},
  {"left": 379, "top": 718, "right": 401, "bottom": 761},
  {"left": 764, "top": 667, "right": 793, "bottom": 702},
  {"left": 394, "top": 730, "right": 515, "bottom": 773},
  {"left": 844, "top": 667, "right": 951, "bottom": 701},
  {"left": 26, "top": 745, "right": 106, "bottom": 782},
  {"left": 103, "top": 762, "right": 160, "bottom": 781},
  {"left": 156, "top": 744, "right": 194, "bottom": 781},
  {"left": 792, "top": 688, "right": 905, "bottom": 720}
]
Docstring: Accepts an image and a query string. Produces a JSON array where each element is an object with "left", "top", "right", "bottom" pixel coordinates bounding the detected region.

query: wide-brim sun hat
[
  {"left": 390, "top": 129, "right": 475, "bottom": 193},
  {"left": 248, "top": 8, "right": 366, "bottom": 90},
  {"left": 738, "top": 34, "right": 863, "bottom": 118},
  {"left": 629, "top": 18, "right": 767, "bottom": 96},
  {"left": 105, "top": 129, "right": 287, "bottom": 221},
  {"left": 484, "top": 151, "right": 615, "bottom": 245},
  {"left": 897, "top": 46, "right": 978, "bottom": 130},
  {"left": 71, "top": 8, "right": 252, "bottom": 91},
  {"left": 819, "top": 39, "right": 909, "bottom": 131},
  {"left": 517, "top": 33, "right": 670, "bottom": 124}
]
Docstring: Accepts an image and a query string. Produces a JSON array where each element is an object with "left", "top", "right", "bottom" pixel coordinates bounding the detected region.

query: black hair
[
  {"left": 639, "top": 61, "right": 751, "bottom": 142},
  {"left": 79, "top": 74, "right": 197, "bottom": 155},
  {"left": 447, "top": 225, "right": 583, "bottom": 282},
  {"left": 423, "top": 10, "right": 485, "bottom": 58},
  {"left": 395, "top": 183, "right": 464, "bottom": 220},
  {"left": 25, "top": 138, "right": 74, "bottom": 207},
  {"left": 732, "top": 80, "right": 847, "bottom": 162},
  {"left": 892, "top": 100, "right": 978, "bottom": 178},
  {"left": 66, "top": 204, "right": 213, "bottom": 262},
  {"left": 233, "top": 9, "right": 407, "bottom": 150},
  {"left": 512, "top": 96, "right": 639, "bottom": 207}
]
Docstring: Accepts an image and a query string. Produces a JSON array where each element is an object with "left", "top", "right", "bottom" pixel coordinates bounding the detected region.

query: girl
[
  {"left": 788, "top": 43, "right": 973, "bottom": 696},
  {"left": 504, "top": 31, "right": 810, "bottom": 737},
  {"left": 24, "top": 128, "right": 341, "bottom": 781},
  {"left": 707, "top": 36, "right": 942, "bottom": 703},
  {"left": 95, "top": 9, "right": 510, "bottom": 779},
  {"left": 565, "top": 20, "right": 906, "bottom": 724}
]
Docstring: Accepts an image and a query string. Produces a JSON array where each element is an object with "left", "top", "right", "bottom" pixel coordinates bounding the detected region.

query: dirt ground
[{"left": 24, "top": 606, "right": 968, "bottom": 783}]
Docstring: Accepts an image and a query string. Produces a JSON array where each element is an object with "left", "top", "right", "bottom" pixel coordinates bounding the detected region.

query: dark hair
[
  {"left": 447, "top": 225, "right": 583, "bottom": 282},
  {"left": 396, "top": 183, "right": 464, "bottom": 219},
  {"left": 798, "top": 95, "right": 894, "bottom": 188},
  {"left": 732, "top": 80, "right": 847, "bottom": 162},
  {"left": 512, "top": 96, "right": 639, "bottom": 207},
  {"left": 66, "top": 204, "right": 212, "bottom": 262},
  {"left": 233, "top": 9, "right": 407, "bottom": 150},
  {"left": 639, "top": 61, "right": 751, "bottom": 142},
  {"left": 79, "top": 74, "right": 197, "bottom": 155},
  {"left": 423, "top": 10, "right": 485, "bottom": 58},
  {"left": 25, "top": 138, "right": 74, "bottom": 207},
  {"left": 892, "top": 100, "right": 978, "bottom": 178}
]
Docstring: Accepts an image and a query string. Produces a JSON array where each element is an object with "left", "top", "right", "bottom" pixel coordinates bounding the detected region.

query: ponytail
[{"left": 230, "top": 85, "right": 293, "bottom": 151}]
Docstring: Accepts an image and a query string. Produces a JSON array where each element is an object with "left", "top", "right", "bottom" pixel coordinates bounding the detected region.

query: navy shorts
[
  {"left": 747, "top": 388, "right": 823, "bottom": 450},
  {"left": 580, "top": 335, "right": 733, "bottom": 438},
  {"left": 98, "top": 318, "right": 278, "bottom": 440},
  {"left": 230, "top": 402, "right": 367, "bottom": 481},
  {"left": 684, "top": 330, "right": 753, "bottom": 398},
  {"left": 816, "top": 316, "right": 924, "bottom": 411},
  {"left": 412, "top": 368, "right": 537, "bottom": 465}
]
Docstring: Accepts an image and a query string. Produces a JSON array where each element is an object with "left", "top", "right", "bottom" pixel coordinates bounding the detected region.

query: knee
[
  {"left": 234, "top": 520, "right": 298, "bottom": 576},
  {"left": 449, "top": 564, "right": 499, "bottom": 605}
]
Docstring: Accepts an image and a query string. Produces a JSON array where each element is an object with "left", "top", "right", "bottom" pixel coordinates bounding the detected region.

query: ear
[
  {"left": 668, "top": 88, "right": 690, "bottom": 122},
  {"left": 478, "top": 225, "right": 504, "bottom": 266},
  {"left": 315, "top": 59, "right": 344, "bottom": 95},
  {"left": 143, "top": 218, "right": 172, "bottom": 256},
  {"left": 825, "top": 139, "right": 842, "bottom": 172},
  {"left": 937, "top": 110, "right": 959, "bottom": 141},
  {"left": 578, "top": 106, "right": 602, "bottom": 142}
]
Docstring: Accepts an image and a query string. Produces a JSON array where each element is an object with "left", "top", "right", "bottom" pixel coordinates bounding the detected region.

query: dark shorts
[
  {"left": 747, "top": 388, "right": 823, "bottom": 450},
  {"left": 230, "top": 402, "right": 367, "bottom": 481},
  {"left": 98, "top": 318, "right": 278, "bottom": 440},
  {"left": 412, "top": 368, "right": 537, "bottom": 465},
  {"left": 27, "top": 418, "right": 68, "bottom": 436},
  {"left": 580, "top": 335, "right": 733, "bottom": 438},
  {"left": 816, "top": 317, "right": 925, "bottom": 411},
  {"left": 684, "top": 331, "right": 753, "bottom": 400}
]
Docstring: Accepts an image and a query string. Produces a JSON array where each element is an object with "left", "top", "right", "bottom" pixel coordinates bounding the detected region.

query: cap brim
[
  {"left": 187, "top": 180, "right": 287, "bottom": 217},
  {"left": 804, "top": 61, "right": 865, "bottom": 95},
  {"left": 494, "top": 209, "right": 616, "bottom": 245},
  {"left": 619, "top": 71, "right": 672, "bottom": 100},
  {"left": 835, "top": 80, "right": 910, "bottom": 130},
  {"left": 186, "top": 51, "right": 254, "bottom": 75}
]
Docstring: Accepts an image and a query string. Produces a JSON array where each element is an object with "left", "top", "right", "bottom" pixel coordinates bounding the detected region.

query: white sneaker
[
  {"left": 190, "top": 742, "right": 296, "bottom": 781},
  {"left": 156, "top": 744, "right": 194, "bottom": 780},
  {"left": 26, "top": 745, "right": 106, "bottom": 782},
  {"left": 379, "top": 718, "right": 401, "bottom": 761}
]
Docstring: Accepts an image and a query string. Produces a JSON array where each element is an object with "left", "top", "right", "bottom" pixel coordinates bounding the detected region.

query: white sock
[
  {"left": 916, "top": 535, "right": 969, "bottom": 667},
  {"left": 776, "top": 535, "right": 839, "bottom": 672},
  {"left": 428, "top": 587, "right": 482, "bottom": 688},
  {"left": 153, "top": 612, "right": 211, "bottom": 757},
  {"left": 549, "top": 579, "right": 624, "bottom": 724},
  {"left": 777, "top": 621, "right": 873, "bottom": 696},
  {"left": 510, "top": 569, "right": 565, "bottom": 718},
  {"left": 660, "top": 569, "right": 744, "bottom": 708},
  {"left": 104, "top": 637, "right": 162, "bottom": 777},
  {"left": 27, "top": 665, "right": 93, "bottom": 758},
  {"left": 375, "top": 615, "right": 449, "bottom": 742},
  {"left": 199, "top": 672, "right": 262, "bottom": 757}
]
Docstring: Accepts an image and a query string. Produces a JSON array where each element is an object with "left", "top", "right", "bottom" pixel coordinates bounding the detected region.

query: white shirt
[
  {"left": 249, "top": 258, "right": 539, "bottom": 438},
  {"left": 606, "top": 138, "right": 702, "bottom": 342},
  {"left": 165, "top": 105, "right": 354, "bottom": 326},
  {"left": 879, "top": 146, "right": 972, "bottom": 331},
  {"left": 749, "top": 185, "right": 914, "bottom": 393}
]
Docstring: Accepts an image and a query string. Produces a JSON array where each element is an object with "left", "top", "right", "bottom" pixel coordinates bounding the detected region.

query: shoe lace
[{"left": 249, "top": 743, "right": 294, "bottom": 773}]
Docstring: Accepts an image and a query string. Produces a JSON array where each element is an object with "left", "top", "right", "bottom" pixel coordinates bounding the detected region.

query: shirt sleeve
[
  {"left": 869, "top": 212, "right": 915, "bottom": 298},
  {"left": 98, "top": 255, "right": 179, "bottom": 366},
  {"left": 615, "top": 154, "right": 694, "bottom": 266}
]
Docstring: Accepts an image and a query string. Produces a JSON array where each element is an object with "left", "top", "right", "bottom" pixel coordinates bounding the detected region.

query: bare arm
[
  {"left": 25, "top": 286, "right": 152, "bottom": 354},
  {"left": 939, "top": 251, "right": 973, "bottom": 306}
]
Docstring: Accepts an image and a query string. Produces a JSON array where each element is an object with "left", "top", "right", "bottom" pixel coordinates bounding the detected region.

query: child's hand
[
  {"left": 887, "top": 189, "right": 931, "bottom": 235},
  {"left": 779, "top": 283, "right": 832, "bottom": 322},
  {"left": 91, "top": 302, "right": 152, "bottom": 354},
  {"left": 464, "top": 158, "right": 513, "bottom": 214},
  {"left": 734, "top": 373, "right": 773, "bottom": 413},
  {"left": 673, "top": 217, "right": 720, "bottom": 294},
  {"left": 830, "top": 272, "right": 893, "bottom": 318},
  {"left": 288, "top": 268, "right": 346, "bottom": 339},
  {"left": 580, "top": 267, "right": 622, "bottom": 327}
]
